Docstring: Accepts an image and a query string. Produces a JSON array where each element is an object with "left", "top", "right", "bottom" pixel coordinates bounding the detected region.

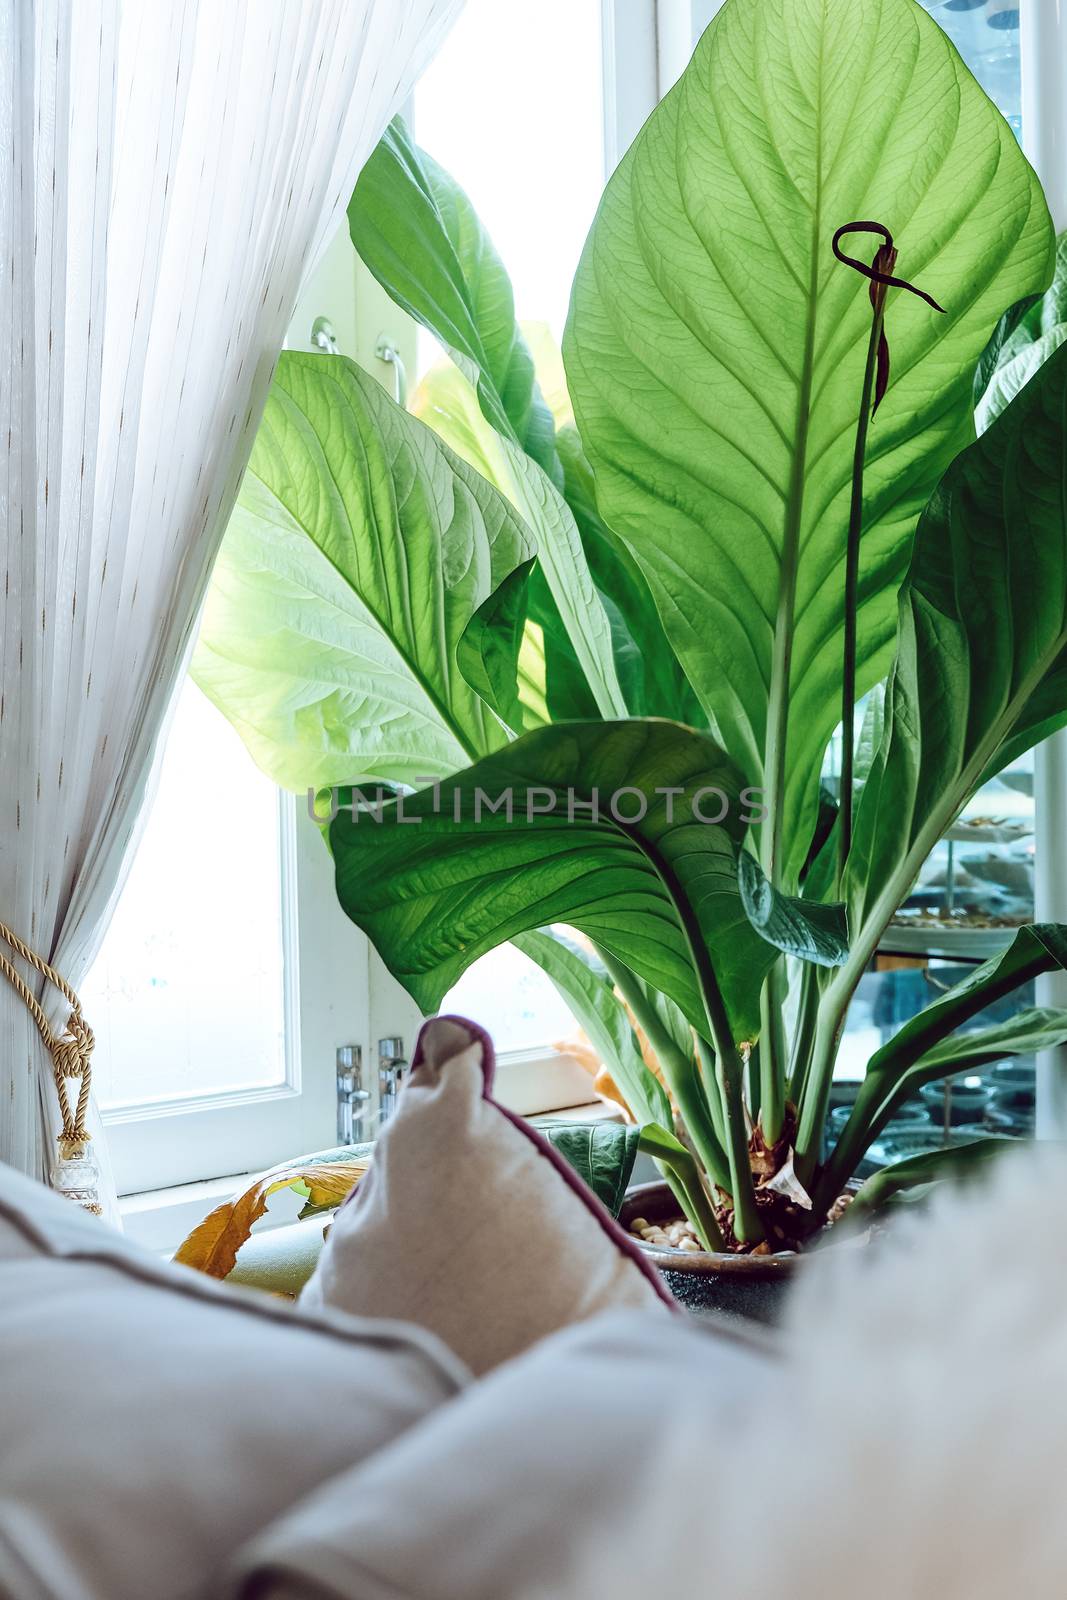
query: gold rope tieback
[{"left": 0, "top": 920, "right": 101, "bottom": 1214}]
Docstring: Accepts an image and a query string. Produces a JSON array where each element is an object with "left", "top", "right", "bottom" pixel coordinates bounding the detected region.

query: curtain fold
[{"left": 0, "top": 0, "right": 462, "bottom": 1206}]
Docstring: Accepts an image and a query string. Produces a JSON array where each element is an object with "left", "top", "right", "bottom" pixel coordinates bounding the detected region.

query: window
[
  {"left": 412, "top": 0, "right": 606, "bottom": 348},
  {"left": 86, "top": 683, "right": 289, "bottom": 1113},
  {"left": 93, "top": 678, "right": 363, "bottom": 1196},
  {"left": 411, "top": 0, "right": 620, "bottom": 1100},
  {"left": 920, "top": 1, "right": 1021, "bottom": 134}
]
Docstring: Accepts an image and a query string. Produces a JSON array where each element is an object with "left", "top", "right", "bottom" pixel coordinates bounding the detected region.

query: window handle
[
  {"left": 378, "top": 1036, "right": 407, "bottom": 1126},
  {"left": 375, "top": 335, "right": 408, "bottom": 407},
  {"left": 311, "top": 316, "right": 339, "bottom": 354},
  {"left": 336, "top": 1044, "right": 367, "bottom": 1145}
]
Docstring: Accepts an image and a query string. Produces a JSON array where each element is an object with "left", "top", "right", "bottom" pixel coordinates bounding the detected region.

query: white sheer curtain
[{"left": 0, "top": 0, "right": 461, "bottom": 1207}]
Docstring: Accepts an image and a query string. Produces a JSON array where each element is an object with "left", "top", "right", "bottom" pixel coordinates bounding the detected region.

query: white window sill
[
  {"left": 120, "top": 1090, "right": 622, "bottom": 1256},
  {"left": 120, "top": 1172, "right": 260, "bottom": 1255}
]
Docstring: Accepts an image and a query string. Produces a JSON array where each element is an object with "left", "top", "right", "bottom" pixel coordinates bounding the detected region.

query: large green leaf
[
  {"left": 860, "top": 925, "right": 1067, "bottom": 1088},
  {"left": 350, "top": 122, "right": 627, "bottom": 723},
  {"left": 358, "top": 119, "right": 691, "bottom": 725},
  {"left": 842, "top": 342, "right": 1067, "bottom": 974},
  {"left": 554, "top": 425, "right": 703, "bottom": 725},
  {"left": 977, "top": 325, "right": 1067, "bottom": 433},
  {"left": 539, "top": 1120, "right": 641, "bottom": 1217},
  {"left": 348, "top": 117, "right": 558, "bottom": 477},
  {"left": 192, "top": 354, "right": 532, "bottom": 790},
  {"left": 330, "top": 719, "right": 776, "bottom": 1040},
  {"left": 564, "top": 0, "right": 1053, "bottom": 885},
  {"left": 413, "top": 361, "right": 626, "bottom": 719}
]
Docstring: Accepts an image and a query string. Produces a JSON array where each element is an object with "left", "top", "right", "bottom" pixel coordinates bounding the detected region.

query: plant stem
[
  {"left": 595, "top": 825, "right": 763, "bottom": 1242},
  {"left": 595, "top": 947, "right": 732, "bottom": 1195},
  {"left": 793, "top": 993, "right": 842, "bottom": 1189},
  {"left": 787, "top": 958, "right": 823, "bottom": 1107},
  {"left": 759, "top": 960, "right": 788, "bottom": 1146},
  {"left": 638, "top": 1129, "right": 726, "bottom": 1252},
  {"left": 695, "top": 1033, "right": 727, "bottom": 1149},
  {"left": 685, "top": 936, "right": 764, "bottom": 1244},
  {"left": 838, "top": 296, "right": 887, "bottom": 885}
]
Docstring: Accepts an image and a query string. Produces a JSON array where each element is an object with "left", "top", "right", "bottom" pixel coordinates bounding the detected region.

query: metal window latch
[
  {"left": 374, "top": 335, "right": 408, "bottom": 407},
  {"left": 336, "top": 1045, "right": 369, "bottom": 1145},
  {"left": 311, "top": 316, "right": 339, "bottom": 354},
  {"left": 378, "top": 1036, "right": 407, "bottom": 1126}
]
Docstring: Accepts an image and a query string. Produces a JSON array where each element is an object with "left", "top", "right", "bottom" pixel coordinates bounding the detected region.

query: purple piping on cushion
[{"left": 420, "top": 1014, "right": 678, "bottom": 1310}]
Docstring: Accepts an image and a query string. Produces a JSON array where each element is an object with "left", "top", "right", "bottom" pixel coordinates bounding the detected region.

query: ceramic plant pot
[
  {"left": 919, "top": 1077, "right": 993, "bottom": 1125},
  {"left": 620, "top": 1180, "right": 802, "bottom": 1327}
]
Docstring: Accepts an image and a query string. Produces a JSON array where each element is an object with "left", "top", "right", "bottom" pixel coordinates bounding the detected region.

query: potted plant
[{"left": 193, "top": 0, "right": 1067, "bottom": 1308}]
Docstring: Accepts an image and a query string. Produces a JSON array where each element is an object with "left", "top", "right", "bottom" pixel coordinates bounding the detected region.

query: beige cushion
[
  {"left": 231, "top": 1144, "right": 1067, "bottom": 1600},
  {"left": 0, "top": 1161, "right": 467, "bottom": 1600},
  {"left": 299, "top": 1016, "right": 672, "bottom": 1376},
  {"left": 222, "top": 1310, "right": 775, "bottom": 1600}
]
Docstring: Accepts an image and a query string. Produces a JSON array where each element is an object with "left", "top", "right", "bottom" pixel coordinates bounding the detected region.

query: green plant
[{"left": 196, "top": 0, "right": 1067, "bottom": 1249}]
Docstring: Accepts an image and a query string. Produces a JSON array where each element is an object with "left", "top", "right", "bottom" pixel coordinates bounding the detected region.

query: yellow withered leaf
[{"left": 173, "top": 1156, "right": 371, "bottom": 1280}]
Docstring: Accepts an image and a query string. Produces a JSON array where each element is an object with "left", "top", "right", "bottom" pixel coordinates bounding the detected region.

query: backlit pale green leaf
[
  {"left": 512, "top": 930, "right": 674, "bottom": 1128},
  {"left": 413, "top": 361, "right": 626, "bottom": 719},
  {"left": 565, "top": 0, "right": 1053, "bottom": 885},
  {"left": 193, "top": 354, "right": 532, "bottom": 790}
]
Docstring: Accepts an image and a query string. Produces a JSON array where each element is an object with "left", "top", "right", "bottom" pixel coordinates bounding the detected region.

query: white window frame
[{"left": 113, "top": 14, "right": 653, "bottom": 1206}]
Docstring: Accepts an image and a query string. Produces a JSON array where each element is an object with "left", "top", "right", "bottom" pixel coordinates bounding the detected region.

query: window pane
[
  {"left": 920, "top": 1, "right": 1021, "bottom": 137},
  {"left": 442, "top": 939, "right": 582, "bottom": 1055},
  {"left": 86, "top": 682, "right": 287, "bottom": 1110},
  {"left": 413, "top": 0, "right": 604, "bottom": 348},
  {"left": 415, "top": 1, "right": 604, "bottom": 1053}
]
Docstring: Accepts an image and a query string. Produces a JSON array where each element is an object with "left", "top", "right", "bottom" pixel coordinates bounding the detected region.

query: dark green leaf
[
  {"left": 908, "top": 1006, "right": 1067, "bottom": 1079},
  {"left": 458, "top": 558, "right": 540, "bottom": 734},
  {"left": 844, "top": 343, "right": 1067, "bottom": 970},
  {"left": 817, "top": 926, "right": 1067, "bottom": 1208},
  {"left": 973, "top": 291, "right": 1043, "bottom": 410},
  {"left": 539, "top": 1120, "right": 641, "bottom": 1217},
  {"left": 865, "top": 925, "right": 1067, "bottom": 1091},
  {"left": 738, "top": 851, "right": 848, "bottom": 967},
  {"left": 330, "top": 719, "right": 775, "bottom": 1040}
]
